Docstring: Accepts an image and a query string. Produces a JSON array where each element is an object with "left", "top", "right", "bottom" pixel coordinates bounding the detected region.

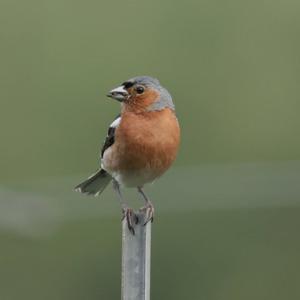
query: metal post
[{"left": 121, "top": 211, "right": 151, "bottom": 300}]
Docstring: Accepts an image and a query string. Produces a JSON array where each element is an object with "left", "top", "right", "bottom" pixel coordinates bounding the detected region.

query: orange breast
[{"left": 105, "top": 108, "right": 180, "bottom": 183}]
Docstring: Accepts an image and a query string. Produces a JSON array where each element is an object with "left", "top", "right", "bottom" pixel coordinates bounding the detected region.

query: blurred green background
[{"left": 1, "top": 0, "right": 300, "bottom": 299}]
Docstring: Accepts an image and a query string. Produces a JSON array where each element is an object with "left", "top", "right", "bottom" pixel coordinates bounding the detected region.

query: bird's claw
[
  {"left": 122, "top": 208, "right": 138, "bottom": 235},
  {"left": 139, "top": 204, "right": 154, "bottom": 226}
]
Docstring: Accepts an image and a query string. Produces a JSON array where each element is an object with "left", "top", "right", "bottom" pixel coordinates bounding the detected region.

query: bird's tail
[{"left": 75, "top": 169, "right": 112, "bottom": 196}]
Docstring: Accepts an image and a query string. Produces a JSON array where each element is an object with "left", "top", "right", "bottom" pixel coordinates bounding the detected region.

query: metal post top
[{"left": 122, "top": 210, "right": 152, "bottom": 300}]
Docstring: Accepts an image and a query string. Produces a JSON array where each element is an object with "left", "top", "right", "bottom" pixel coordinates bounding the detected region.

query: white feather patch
[{"left": 110, "top": 117, "right": 121, "bottom": 128}]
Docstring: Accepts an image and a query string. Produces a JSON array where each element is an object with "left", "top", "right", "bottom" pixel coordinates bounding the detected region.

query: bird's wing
[{"left": 101, "top": 114, "right": 121, "bottom": 158}]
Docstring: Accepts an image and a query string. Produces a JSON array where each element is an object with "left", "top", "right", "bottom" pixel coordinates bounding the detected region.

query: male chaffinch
[{"left": 75, "top": 76, "right": 180, "bottom": 234}]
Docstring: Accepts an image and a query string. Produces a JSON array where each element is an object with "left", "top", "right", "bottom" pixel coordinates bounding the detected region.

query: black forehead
[
  {"left": 122, "top": 81, "right": 135, "bottom": 89},
  {"left": 122, "top": 76, "right": 160, "bottom": 89}
]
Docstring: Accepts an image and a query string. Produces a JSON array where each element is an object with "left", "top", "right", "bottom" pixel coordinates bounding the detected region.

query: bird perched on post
[{"left": 75, "top": 76, "right": 180, "bottom": 234}]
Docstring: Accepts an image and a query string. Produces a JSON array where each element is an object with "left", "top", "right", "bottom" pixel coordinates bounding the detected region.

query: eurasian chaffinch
[{"left": 75, "top": 76, "right": 180, "bottom": 233}]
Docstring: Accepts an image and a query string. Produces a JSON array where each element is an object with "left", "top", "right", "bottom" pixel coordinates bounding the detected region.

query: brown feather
[{"left": 102, "top": 108, "right": 180, "bottom": 187}]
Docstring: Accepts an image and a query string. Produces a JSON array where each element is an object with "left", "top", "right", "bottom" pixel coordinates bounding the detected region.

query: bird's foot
[
  {"left": 122, "top": 208, "right": 138, "bottom": 235},
  {"left": 139, "top": 203, "right": 154, "bottom": 226}
]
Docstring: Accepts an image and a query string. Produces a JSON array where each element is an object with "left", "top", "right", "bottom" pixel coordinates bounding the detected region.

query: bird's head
[{"left": 107, "top": 76, "right": 175, "bottom": 113}]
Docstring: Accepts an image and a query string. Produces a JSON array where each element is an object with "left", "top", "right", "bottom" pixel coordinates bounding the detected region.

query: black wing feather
[{"left": 101, "top": 114, "right": 120, "bottom": 158}]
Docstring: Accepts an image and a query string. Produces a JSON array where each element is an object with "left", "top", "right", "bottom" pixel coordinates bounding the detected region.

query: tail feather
[{"left": 75, "top": 169, "right": 112, "bottom": 196}]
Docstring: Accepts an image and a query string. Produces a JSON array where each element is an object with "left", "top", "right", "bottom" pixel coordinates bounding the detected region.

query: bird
[{"left": 75, "top": 76, "right": 180, "bottom": 234}]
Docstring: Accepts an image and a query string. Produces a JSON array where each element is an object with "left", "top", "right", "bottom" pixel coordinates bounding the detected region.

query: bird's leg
[
  {"left": 112, "top": 180, "right": 138, "bottom": 234},
  {"left": 137, "top": 187, "right": 154, "bottom": 225}
]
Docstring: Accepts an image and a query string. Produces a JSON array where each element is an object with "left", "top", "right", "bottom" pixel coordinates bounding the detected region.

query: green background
[{"left": 1, "top": 0, "right": 300, "bottom": 299}]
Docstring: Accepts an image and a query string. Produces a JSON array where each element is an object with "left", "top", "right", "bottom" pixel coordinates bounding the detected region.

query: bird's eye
[{"left": 135, "top": 86, "right": 144, "bottom": 94}]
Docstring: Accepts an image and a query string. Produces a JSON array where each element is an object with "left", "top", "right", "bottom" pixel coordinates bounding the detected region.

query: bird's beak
[{"left": 107, "top": 86, "right": 128, "bottom": 102}]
